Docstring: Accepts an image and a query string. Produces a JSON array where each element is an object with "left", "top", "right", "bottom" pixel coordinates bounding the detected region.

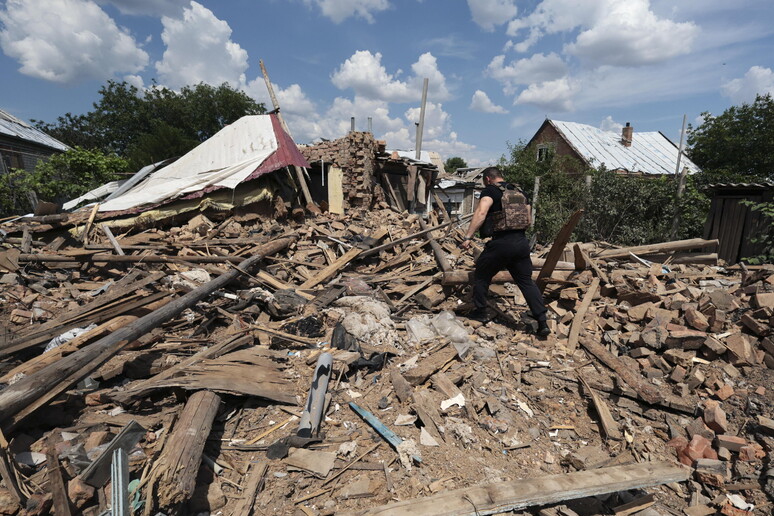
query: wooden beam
[
  {"left": 578, "top": 335, "right": 665, "bottom": 406},
  {"left": 566, "top": 278, "right": 600, "bottom": 352},
  {"left": 153, "top": 391, "right": 221, "bottom": 509},
  {"left": 419, "top": 219, "right": 451, "bottom": 272},
  {"left": 537, "top": 210, "right": 584, "bottom": 292},
  {"left": 592, "top": 238, "right": 719, "bottom": 260},
  {"left": 234, "top": 461, "right": 268, "bottom": 516},
  {"left": 338, "top": 461, "right": 689, "bottom": 516}
]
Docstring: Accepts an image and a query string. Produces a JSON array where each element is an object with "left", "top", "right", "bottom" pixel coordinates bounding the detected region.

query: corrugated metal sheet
[
  {"left": 706, "top": 182, "right": 774, "bottom": 189},
  {"left": 551, "top": 120, "right": 701, "bottom": 175},
  {"left": 97, "top": 114, "right": 309, "bottom": 216},
  {"left": 0, "top": 109, "right": 69, "bottom": 152}
]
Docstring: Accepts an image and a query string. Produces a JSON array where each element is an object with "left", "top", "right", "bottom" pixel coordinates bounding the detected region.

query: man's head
[{"left": 481, "top": 166, "right": 504, "bottom": 186}]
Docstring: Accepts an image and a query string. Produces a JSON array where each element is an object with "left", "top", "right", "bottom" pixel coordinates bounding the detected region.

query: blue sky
[{"left": 1, "top": 0, "right": 773, "bottom": 166}]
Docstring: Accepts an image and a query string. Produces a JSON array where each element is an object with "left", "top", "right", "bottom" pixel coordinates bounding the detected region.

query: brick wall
[{"left": 301, "top": 131, "right": 376, "bottom": 207}]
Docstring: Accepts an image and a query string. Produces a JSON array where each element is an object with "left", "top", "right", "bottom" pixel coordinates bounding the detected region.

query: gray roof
[
  {"left": 0, "top": 109, "right": 69, "bottom": 152},
  {"left": 550, "top": 120, "right": 701, "bottom": 175}
]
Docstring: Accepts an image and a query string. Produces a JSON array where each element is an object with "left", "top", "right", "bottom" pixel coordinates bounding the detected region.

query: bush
[
  {"left": 0, "top": 147, "right": 129, "bottom": 216},
  {"left": 741, "top": 200, "right": 774, "bottom": 264}
]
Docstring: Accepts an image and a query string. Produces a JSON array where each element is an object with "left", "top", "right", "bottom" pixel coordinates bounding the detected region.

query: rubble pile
[{"left": 0, "top": 207, "right": 772, "bottom": 516}]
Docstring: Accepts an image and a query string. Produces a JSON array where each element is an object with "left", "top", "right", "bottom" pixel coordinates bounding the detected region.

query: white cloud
[
  {"left": 303, "top": 0, "right": 389, "bottom": 24},
  {"left": 566, "top": 1, "right": 699, "bottom": 66},
  {"left": 486, "top": 53, "right": 567, "bottom": 95},
  {"left": 508, "top": 0, "right": 698, "bottom": 67},
  {"left": 97, "top": 0, "right": 189, "bottom": 16},
  {"left": 155, "top": 1, "right": 248, "bottom": 90},
  {"left": 470, "top": 90, "right": 508, "bottom": 114},
  {"left": 0, "top": 0, "right": 148, "bottom": 84},
  {"left": 515, "top": 77, "right": 575, "bottom": 111},
  {"left": 331, "top": 50, "right": 450, "bottom": 103},
  {"left": 467, "top": 0, "right": 518, "bottom": 32},
  {"left": 599, "top": 116, "right": 623, "bottom": 133},
  {"left": 721, "top": 66, "right": 774, "bottom": 104}
]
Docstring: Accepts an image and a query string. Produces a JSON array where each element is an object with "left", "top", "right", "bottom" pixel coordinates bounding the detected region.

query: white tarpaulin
[{"left": 98, "top": 116, "right": 277, "bottom": 212}]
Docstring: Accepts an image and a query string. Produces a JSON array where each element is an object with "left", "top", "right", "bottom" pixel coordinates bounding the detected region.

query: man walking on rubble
[{"left": 460, "top": 166, "right": 549, "bottom": 336}]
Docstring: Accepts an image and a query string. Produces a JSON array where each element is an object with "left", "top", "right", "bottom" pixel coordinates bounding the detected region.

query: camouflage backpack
[{"left": 492, "top": 183, "right": 531, "bottom": 232}]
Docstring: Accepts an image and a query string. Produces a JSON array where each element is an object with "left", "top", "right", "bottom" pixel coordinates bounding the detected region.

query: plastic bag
[
  {"left": 430, "top": 311, "right": 470, "bottom": 343},
  {"left": 406, "top": 315, "right": 436, "bottom": 343}
]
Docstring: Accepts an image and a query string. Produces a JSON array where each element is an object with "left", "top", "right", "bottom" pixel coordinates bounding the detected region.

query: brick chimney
[{"left": 621, "top": 122, "right": 633, "bottom": 147}]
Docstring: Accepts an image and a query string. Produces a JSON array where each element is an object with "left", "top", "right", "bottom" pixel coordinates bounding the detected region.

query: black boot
[
  {"left": 536, "top": 320, "right": 550, "bottom": 337},
  {"left": 468, "top": 308, "right": 491, "bottom": 323}
]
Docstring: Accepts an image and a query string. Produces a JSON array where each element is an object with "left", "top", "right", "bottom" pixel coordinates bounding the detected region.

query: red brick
[
  {"left": 716, "top": 435, "right": 747, "bottom": 452},
  {"left": 715, "top": 384, "right": 735, "bottom": 401},
  {"left": 703, "top": 401, "right": 728, "bottom": 434}
]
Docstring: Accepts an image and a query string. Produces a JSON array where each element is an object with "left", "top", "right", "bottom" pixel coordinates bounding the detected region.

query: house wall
[
  {"left": 300, "top": 132, "right": 376, "bottom": 208},
  {"left": 0, "top": 135, "right": 57, "bottom": 173},
  {"left": 529, "top": 123, "right": 585, "bottom": 165}
]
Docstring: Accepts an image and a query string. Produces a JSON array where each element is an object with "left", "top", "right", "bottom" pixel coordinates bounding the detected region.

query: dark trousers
[{"left": 473, "top": 231, "right": 547, "bottom": 322}]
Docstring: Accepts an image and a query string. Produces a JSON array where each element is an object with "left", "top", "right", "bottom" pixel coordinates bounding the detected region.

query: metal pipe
[{"left": 297, "top": 352, "right": 333, "bottom": 438}]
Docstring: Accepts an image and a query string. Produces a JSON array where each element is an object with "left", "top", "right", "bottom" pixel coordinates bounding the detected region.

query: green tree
[
  {"left": 687, "top": 94, "right": 774, "bottom": 183},
  {"left": 34, "top": 81, "right": 266, "bottom": 160},
  {"left": 444, "top": 156, "right": 467, "bottom": 173},
  {"left": 0, "top": 147, "right": 130, "bottom": 216}
]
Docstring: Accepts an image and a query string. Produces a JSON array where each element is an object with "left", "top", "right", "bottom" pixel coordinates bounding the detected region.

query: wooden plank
[
  {"left": 234, "top": 461, "right": 268, "bottom": 516},
  {"left": 579, "top": 375, "right": 622, "bottom": 441},
  {"left": 403, "top": 345, "right": 458, "bottom": 386},
  {"left": 566, "top": 278, "right": 600, "bottom": 352},
  {"left": 338, "top": 461, "right": 689, "bottom": 516},
  {"left": 537, "top": 210, "right": 584, "bottom": 292},
  {"left": 100, "top": 224, "right": 125, "bottom": 255},
  {"left": 328, "top": 167, "right": 344, "bottom": 215},
  {"left": 254, "top": 270, "right": 314, "bottom": 300},
  {"left": 46, "top": 439, "right": 72, "bottom": 516},
  {"left": 412, "top": 389, "right": 444, "bottom": 444},
  {"left": 80, "top": 203, "right": 100, "bottom": 243}
]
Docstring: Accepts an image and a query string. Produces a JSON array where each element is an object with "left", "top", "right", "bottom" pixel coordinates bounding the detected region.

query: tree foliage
[
  {"left": 444, "top": 156, "right": 468, "bottom": 173},
  {"left": 687, "top": 94, "right": 774, "bottom": 182},
  {"left": 33, "top": 81, "right": 266, "bottom": 163},
  {"left": 0, "top": 147, "right": 129, "bottom": 216}
]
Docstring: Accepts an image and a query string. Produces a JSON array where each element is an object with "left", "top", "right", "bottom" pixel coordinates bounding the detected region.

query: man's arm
[{"left": 461, "top": 196, "right": 493, "bottom": 249}]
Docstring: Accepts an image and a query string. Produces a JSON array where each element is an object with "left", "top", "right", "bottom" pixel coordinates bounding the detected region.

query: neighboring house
[
  {"left": 0, "top": 109, "right": 69, "bottom": 174},
  {"left": 526, "top": 119, "right": 702, "bottom": 176},
  {"left": 435, "top": 167, "right": 485, "bottom": 216}
]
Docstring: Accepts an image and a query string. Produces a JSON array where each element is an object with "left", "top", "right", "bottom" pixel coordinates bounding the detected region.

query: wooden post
[
  {"left": 530, "top": 176, "right": 540, "bottom": 230},
  {"left": 153, "top": 391, "right": 221, "bottom": 509},
  {"left": 418, "top": 219, "right": 450, "bottom": 272},
  {"left": 415, "top": 78, "right": 429, "bottom": 161},
  {"left": 259, "top": 59, "right": 320, "bottom": 215},
  {"left": 670, "top": 114, "right": 688, "bottom": 239},
  {"left": 0, "top": 237, "right": 296, "bottom": 425}
]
